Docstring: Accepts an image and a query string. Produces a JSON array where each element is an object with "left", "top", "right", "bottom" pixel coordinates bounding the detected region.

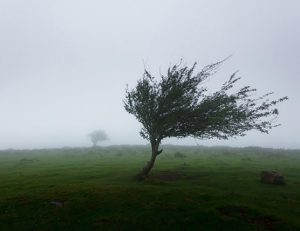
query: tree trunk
[{"left": 136, "top": 141, "right": 162, "bottom": 180}]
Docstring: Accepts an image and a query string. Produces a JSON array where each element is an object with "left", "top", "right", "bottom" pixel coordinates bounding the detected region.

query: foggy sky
[{"left": 0, "top": 0, "right": 299, "bottom": 149}]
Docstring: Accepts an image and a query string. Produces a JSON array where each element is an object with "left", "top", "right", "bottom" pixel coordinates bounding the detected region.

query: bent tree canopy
[{"left": 124, "top": 60, "right": 288, "bottom": 179}]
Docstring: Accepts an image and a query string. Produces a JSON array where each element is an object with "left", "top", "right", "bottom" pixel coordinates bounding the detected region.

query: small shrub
[
  {"left": 19, "top": 158, "right": 39, "bottom": 164},
  {"left": 174, "top": 152, "right": 187, "bottom": 159}
]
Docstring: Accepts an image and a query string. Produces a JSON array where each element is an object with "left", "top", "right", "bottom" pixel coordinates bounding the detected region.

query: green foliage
[{"left": 124, "top": 60, "right": 288, "bottom": 143}]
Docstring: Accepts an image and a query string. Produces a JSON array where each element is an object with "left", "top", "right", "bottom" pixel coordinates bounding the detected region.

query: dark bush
[{"left": 174, "top": 152, "right": 187, "bottom": 159}]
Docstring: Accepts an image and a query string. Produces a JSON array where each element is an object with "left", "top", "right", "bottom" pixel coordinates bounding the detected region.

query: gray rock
[
  {"left": 260, "top": 171, "right": 285, "bottom": 185},
  {"left": 49, "top": 200, "right": 65, "bottom": 207}
]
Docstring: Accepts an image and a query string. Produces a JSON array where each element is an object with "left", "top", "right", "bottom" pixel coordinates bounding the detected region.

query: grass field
[{"left": 0, "top": 145, "right": 299, "bottom": 230}]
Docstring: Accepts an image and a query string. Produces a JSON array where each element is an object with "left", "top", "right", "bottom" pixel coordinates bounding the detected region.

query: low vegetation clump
[
  {"left": 0, "top": 145, "right": 299, "bottom": 230},
  {"left": 174, "top": 152, "right": 187, "bottom": 159}
]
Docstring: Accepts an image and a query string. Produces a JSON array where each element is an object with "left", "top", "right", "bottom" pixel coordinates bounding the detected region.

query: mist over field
[
  {"left": 0, "top": 0, "right": 299, "bottom": 150},
  {"left": 1, "top": 2, "right": 300, "bottom": 230}
]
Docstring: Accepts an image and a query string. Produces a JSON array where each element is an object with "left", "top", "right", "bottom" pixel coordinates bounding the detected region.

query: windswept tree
[
  {"left": 124, "top": 59, "right": 288, "bottom": 179},
  {"left": 88, "top": 130, "right": 108, "bottom": 147}
]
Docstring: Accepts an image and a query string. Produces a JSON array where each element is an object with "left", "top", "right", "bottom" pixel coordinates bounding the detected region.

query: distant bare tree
[{"left": 88, "top": 130, "right": 108, "bottom": 147}]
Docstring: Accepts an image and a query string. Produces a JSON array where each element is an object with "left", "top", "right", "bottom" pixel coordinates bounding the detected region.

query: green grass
[{"left": 0, "top": 145, "right": 300, "bottom": 230}]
